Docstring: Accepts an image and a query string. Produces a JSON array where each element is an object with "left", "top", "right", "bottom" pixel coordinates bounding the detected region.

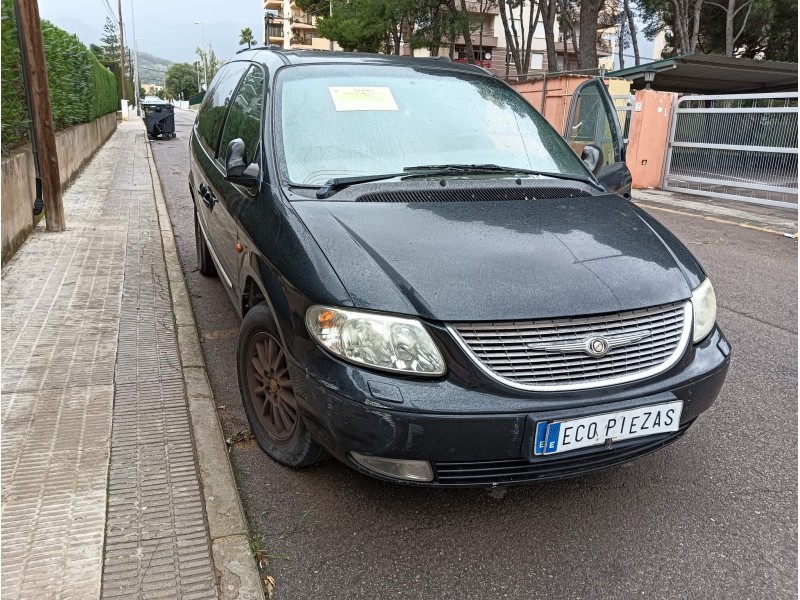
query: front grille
[
  {"left": 434, "top": 422, "right": 692, "bottom": 486},
  {"left": 452, "top": 301, "right": 690, "bottom": 391},
  {"left": 355, "top": 187, "right": 592, "bottom": 203}
]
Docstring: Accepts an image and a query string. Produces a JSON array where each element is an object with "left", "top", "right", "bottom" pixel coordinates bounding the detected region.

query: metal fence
[
  {"left": 662, "top": 93, "right": 798, "bottom": 209},
  {"left": 612, "top": 94, "right": 634, "bottom": 146}
]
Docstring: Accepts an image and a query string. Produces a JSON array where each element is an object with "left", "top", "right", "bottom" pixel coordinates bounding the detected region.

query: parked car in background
[{"left": 188, "top": 50, "right": 730, "bottom": 486}]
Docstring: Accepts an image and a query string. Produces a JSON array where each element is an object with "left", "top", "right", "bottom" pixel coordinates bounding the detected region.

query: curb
[
  {"left": 635, "top": 201, "right": 799, "bottom": 239},
  {"left": 144, "top": 132, "right": 265, "bottom": 600}
]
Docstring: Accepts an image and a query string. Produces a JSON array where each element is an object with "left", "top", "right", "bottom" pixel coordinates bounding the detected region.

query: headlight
[
  {"left": 691, "top": 278, "right": 717, "bottom": 343},
  {"left": 305, "top": 306, "right": 446, "bottom": 376}
]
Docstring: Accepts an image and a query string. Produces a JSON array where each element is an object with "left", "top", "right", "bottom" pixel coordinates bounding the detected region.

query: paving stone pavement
[{"left": 1, "top": 122, "right": 217, "bottom": 599}]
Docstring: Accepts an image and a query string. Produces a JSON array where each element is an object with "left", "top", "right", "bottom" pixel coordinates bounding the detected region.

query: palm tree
[{"left": 239, "top": 27, "right": 256, "bottom": 49}]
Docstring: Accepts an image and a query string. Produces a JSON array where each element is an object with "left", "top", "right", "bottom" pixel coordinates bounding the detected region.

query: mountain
[{"left": 136, "top": 52, "right": 173, "bottom": 86}]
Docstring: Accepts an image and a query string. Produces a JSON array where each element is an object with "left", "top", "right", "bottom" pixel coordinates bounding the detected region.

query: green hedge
[{"left": 1, "top": 0, "right": 119, "bottom": 154}]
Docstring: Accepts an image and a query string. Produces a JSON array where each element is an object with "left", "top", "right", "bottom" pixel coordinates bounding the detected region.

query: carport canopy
[{"left": 608, "top": 54, "right": 798, "bottom": 94}]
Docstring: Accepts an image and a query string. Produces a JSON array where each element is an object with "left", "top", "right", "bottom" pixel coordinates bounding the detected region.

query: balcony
[
  {"left": 268, "top": 34, "right": 284, "bottom": 44},
  {"left": 556, "top": 33, "right": 613, "bottom": 56},
  {"left": 463, "top": 1, "right": 500, "bottom": 14},
  {"left": 454, "top": 33, "right": 498, "bottom": 48},
  {"left": 290, "top": 33, "right": 315, "bottom": 48},
  {"left": 292, "top": 21, "right": 317, "bottom": 31},
  {"left": 264, "top": 0, "right": 282, "bottom": 7}
]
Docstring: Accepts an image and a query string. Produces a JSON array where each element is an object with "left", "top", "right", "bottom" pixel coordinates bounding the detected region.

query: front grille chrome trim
[{"left": 447, "top": 302, "right": 692, "bottom": 392}]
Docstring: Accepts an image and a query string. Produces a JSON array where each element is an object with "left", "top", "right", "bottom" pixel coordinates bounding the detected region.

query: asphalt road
[{"left": 152, "top": 108, "right": 797, "bottom": 600}]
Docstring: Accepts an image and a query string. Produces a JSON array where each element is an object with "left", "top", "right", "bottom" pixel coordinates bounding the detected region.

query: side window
[
  {"left": 565, "top": 80, "right": 623, "bottom": 168},
  {"left": 218, "top": 66, "right": 266, "bottom": 167},
  {"left": 196, "top": 62, "right": 250, "bottom": 157}
]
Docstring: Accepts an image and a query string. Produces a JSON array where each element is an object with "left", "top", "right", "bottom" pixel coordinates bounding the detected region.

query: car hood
[{"left": 293, "top": 194, "right": 696, "bottom": 322}]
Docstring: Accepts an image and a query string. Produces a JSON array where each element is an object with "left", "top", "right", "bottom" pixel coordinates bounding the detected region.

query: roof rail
[{"left": 242, "top": 44, "right": 284, "bottom": 53}]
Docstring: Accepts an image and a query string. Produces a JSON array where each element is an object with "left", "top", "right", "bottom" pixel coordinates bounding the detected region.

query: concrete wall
[
  {"left": 2, "top": 112, "right": 117, "bottom": 264},
  {"left": 625, "top": 89, "right": 677, "bottom": 189}
]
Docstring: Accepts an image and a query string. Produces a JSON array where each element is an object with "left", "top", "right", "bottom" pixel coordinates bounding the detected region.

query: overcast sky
[{"left": 38, "top": 0, "right": 263, "bottom": 66}]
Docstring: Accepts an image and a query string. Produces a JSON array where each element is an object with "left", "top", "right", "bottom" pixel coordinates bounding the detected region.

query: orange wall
[
  {"left": 513, "top": 76, "right": 593, "bottom": 136},
  {"left": 625, "top": 89, "right": 677, "bottom": 189}
]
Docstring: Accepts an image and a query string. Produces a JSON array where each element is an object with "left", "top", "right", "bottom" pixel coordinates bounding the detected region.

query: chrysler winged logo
[{"left": 527, "top": 330, "right": 652, "bottom": 358}]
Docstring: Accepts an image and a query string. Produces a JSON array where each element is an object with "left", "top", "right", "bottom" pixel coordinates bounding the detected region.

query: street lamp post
[
  {"left": 194, "top": 21, "right": 208, "bottom": 90},
  {"left": 195, "top": 61, "right": 201, "bottom": 92},
  {"left": 131, "top": 1, "right": 141, "bottom": 115}
]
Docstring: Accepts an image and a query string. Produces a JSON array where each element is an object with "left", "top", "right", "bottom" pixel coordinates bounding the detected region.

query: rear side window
[
  {"left": 196, "top": 62, "right": 250, "bottom": 157},
  {"left": 218, "top": 66, "right": 266, "bottom": 167}
]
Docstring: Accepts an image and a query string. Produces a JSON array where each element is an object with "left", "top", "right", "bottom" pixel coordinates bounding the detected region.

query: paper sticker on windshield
[{"left": 329, "top": 87, "right": 399, "bottom": 111}]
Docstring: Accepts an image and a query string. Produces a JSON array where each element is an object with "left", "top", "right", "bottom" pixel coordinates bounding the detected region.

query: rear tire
[
  {"left": 237, "top": 303, "right": 326, "bottom": 468},
  {"left": 194, "top": 210, "right": 216, "bottom": 277}
]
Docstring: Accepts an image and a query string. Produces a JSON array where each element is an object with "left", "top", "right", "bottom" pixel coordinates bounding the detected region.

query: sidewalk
[
  {"left": 632, "top": 188, "right": 798, "bottom": 238},
  {"left": 1, "top": 121, "right": 263, "bottom": 599}
]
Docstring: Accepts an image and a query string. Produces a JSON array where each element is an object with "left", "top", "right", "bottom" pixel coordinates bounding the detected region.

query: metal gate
[
  {"left": 662, "top": 93, "right": 798, "bottom": 209},
  {"left": 612, "top": 94, "right": 634, "bottom": 146}
]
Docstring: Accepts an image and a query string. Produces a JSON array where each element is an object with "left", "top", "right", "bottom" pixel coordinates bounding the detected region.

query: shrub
[{"left": 1, "top": 0, "right": 119, "bottom": 154}]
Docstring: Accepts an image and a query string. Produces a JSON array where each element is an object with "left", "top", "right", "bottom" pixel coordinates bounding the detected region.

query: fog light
[{"left": 350, "top": 452, "right": 434, "bottom": 482}]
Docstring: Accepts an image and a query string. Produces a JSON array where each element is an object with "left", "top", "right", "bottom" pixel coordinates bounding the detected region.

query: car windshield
[{"left": 274, "top": 63, "right": 589, "bottom": 187}]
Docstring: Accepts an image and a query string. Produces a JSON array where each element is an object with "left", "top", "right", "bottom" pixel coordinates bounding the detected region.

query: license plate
[{"left": 533, "top": 401, "right": 683, "bottom": 457}]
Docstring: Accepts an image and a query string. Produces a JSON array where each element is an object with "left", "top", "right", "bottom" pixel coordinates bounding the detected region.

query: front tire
[
  {"left": 237, "top": 303, "right": 326, "bottom": 468},
  {"left": 194, "top": 210, "right": 216, "bottom": 277}
]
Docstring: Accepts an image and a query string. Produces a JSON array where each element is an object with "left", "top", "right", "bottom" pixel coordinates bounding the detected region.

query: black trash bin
[{"left": 142, "top": 101, "right": 176, "bottom": 139}]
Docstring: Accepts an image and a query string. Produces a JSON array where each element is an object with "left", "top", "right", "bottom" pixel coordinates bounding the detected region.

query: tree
[
  {"left": 166, "top": 62, "right": 201, "bottom": 100},
  {"left": 299, "top": 0, "right": 423, "bottom": 54},
  {"left": 195, "top": 43, "right": 222, "bottom": 86},
  {"left": 313, "top": 0, "right": 389, "bottom": 52},
  {"left": 239, "top": 27, "right": 256, "bottom": 49},
  {"left": 454, "top": 0, "right": 476, "bottom": 62},
  {"left": 706, "top": 0, "right": 755, "bottom": 56},
  {"left": 617, "top": 0, "right": 640, "bottom": 68},
  {"left": 99, "top": 16, "right": 119, "bottom": 63},
  {"left": 574, "top": 0, "right": 603, "bottom": 69},
  {"left": 409, "top": 0, "right": 455, "bottom": 56},
  {"left": 624, "top": 0, "right": 640, "bottom": 64},
  {"left": 539, "top": 0, "right": 559, "bottom": 71},
  {"left": 638, "top": 0, "right": 795, "bottom": 58},
  {"left": 498, "top": 0, "right": 541, "bottom": 79},
  {"left": 672, "top": 0, "right": 704, "bottom": 53}
]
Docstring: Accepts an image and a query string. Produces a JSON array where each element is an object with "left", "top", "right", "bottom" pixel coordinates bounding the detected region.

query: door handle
[
  {"left": 198, "top": 182, "right": 208, "bottom": 196},
  {"left": 202, "top": 190, "right": 216, "bottom": 209}
]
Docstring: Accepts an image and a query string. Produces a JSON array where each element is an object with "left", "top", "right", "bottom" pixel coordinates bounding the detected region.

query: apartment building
[{"left": 263, "top": 0, "right": 340, "bottom": 51}]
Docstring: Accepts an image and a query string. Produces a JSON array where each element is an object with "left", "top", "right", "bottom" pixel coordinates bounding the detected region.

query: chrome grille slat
[
  {"left": 489, "top": 348, "right": 675, "bottom": 372},
  {"left": 451, "top": 301, "right": 691, "bottom": 391},
  {"left": 467, "top": 328, "right": 683, "bottom": 353},
  {"left": 460, "top": 304, "right": 683, "bottom": 332},
  {"left": 461, "top": 312, "right": 684, "bottom": 337}
]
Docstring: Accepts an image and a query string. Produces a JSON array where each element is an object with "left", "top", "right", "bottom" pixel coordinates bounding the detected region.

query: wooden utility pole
[
  {"left": 14, "top": 0, "right": 65, "bottom": 231},
  {"left": 118, "top": 0, "right": 126, "bottom": 99}
]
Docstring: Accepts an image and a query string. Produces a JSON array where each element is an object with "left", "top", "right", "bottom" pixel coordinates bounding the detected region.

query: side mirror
[
  {"left": 225, "top": 138, "right": 260, "bottom": 188},
  {"left": 581, "top": 144, "right": 603, "bottom": 176}
]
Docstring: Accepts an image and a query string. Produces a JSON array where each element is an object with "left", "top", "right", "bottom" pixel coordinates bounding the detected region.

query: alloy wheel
[{"left": 246, "top": 332, "right": 298, "bottom": 442}]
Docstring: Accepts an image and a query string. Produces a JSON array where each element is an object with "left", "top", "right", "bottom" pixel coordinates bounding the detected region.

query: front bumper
[{"left": 294, "top": 327, "right": 731, "bottom": 486}]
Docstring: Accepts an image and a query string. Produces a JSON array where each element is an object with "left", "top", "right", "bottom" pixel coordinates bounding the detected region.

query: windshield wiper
[
  {"left": 402, "top": 163, "right": 604, "bottom": 190},
  {"left": 316, "top": 172, "right": 406, "bottom": 199},
  {"left": 315, "top": 163, "right": 602, "bottom": 199}
]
